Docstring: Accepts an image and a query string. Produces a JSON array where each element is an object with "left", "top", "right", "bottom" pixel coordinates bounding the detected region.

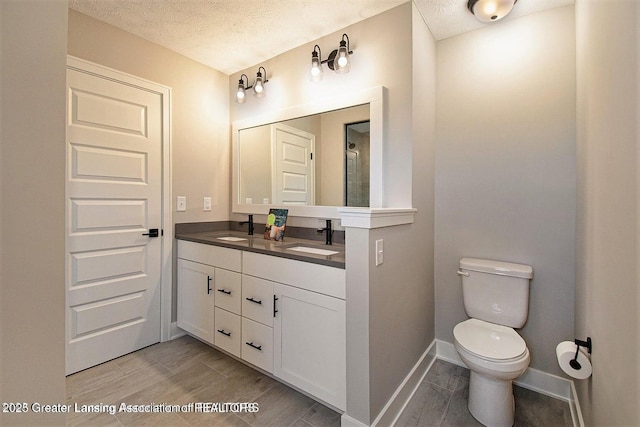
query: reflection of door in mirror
[
  {"left": 345, "top": 121, "right": 370, "bottom": 207},
  {"left": 272, "top": 124, "right": 315, "bottom": 205}
]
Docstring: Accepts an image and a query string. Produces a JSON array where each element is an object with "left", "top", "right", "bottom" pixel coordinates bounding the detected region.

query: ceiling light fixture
[
  {"left": 234, "top": 67, "right": 269, "bottom": 103},
  {"left": 309, "top": 34, "right": 354, "bottom": 82},
  {"left": 467, "top": 0, "right": 517, "bottom": 22}
]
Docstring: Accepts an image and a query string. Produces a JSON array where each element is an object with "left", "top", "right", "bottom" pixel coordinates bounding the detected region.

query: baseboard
[
  {"left": 169, "top": 322, "right": 186, "bottom": 340},
  {"left": 341, "top": 415, "right": 369, "bottom": 427},
  {"left": 569, "top": 381, "right": 585, "bottom": 427},
  {"left": 341, "top": 341, "right": 436, "bottom": 427}
]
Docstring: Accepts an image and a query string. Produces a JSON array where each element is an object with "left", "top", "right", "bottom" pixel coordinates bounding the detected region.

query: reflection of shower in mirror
[{"left": 345, "top": 120, "right": 370, "bottom": 207}]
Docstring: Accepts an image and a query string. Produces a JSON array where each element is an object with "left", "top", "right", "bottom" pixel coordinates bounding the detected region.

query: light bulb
[
  {"left": 253, "top": 78, "right": 264, "bottom": 97},
  {"left": 334, "top": 38, "right": 350, "bottom": 74},
  {"left": 253, "top": 68, "right": 266, "bottom": 98},
  {"left": 235, "top": 84, "right": 246, "bottom": 104},
  {"left": 310, "top": 46, "right": 323, "bottom": 82}
]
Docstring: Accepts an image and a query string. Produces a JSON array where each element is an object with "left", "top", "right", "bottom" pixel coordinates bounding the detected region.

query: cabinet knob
[
  {"left": 217, "top": 329, "right": 231, "bottom": 337},
  {"left": 207, "top": 276, "right": 212, "bottom": 294},
  {"left": 245, "top": 297, "right": 262, "bottom": 305},
  {"left": 217, "top": 289, "right": 231, "bottom": 295}
]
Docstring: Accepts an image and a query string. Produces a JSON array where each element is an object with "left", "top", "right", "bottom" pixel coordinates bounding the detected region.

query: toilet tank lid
[{"left": 460, "top": 258, "right": 533, "bottom": 279}]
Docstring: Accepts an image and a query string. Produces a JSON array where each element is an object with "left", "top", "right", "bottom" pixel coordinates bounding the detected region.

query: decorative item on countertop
[{"left": 264, "top": 208, "right": 288, "bottom": 241}]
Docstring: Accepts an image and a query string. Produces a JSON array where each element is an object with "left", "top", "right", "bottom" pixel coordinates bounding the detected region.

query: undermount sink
[
  {"left": 216, "top": 236, "right": 248, "bottom": 242},
  {"left": 201, "top": 232, "right": 249, "bottom": 242},
  {"left": 286, "top": 246, "right": 340, "bottom": 256}
]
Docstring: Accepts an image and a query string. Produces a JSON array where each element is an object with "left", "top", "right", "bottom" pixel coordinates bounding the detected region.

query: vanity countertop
[{"left": 175, "top": 231, "right": 345, "bottom": 269}]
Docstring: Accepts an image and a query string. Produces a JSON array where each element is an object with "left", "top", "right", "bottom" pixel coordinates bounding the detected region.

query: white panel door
[
  {"left": 273, "top": 283, "right": 346, "bottom": 410},
  {"left": 66, "top": 68, "right": 164, "bottom": 375},
  {"left": 272, "top": 124, "right": 315, "bottom": 205}
]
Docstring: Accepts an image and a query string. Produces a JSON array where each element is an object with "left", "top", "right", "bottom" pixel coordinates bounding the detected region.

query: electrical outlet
[
  {"left": 375, "top": 239, "right": 384, "bottom": 266},
  {"left": 176, "top": 196, "right": 186, "bottom": 212},
  {"left": 203, "top": 197, "right": 212, "bottom": 211}
]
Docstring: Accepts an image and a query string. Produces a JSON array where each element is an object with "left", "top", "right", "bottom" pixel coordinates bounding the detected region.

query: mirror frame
[{"left": 232, "top": 86, "right": 385, "bottom": 219}]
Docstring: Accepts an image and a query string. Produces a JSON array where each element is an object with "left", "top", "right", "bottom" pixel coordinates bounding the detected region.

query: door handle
[
  {"left": 142, "top": 228, "right": 159, "bottom": 238},
  {"left": 207, "top": 276, "right": 212, "bottom": 294}
]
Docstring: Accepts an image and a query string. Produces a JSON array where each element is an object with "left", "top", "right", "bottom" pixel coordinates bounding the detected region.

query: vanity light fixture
[
  {"left": 309, "top": 34, "right": 354, "bottom": 81},
  {"left": 253, "top": 66, "right": 267, "bottom": 98},
  {"left": 467, "top": 0, "right": 517, "bottom": 22},
  {"left": 332, "top": 34, "right": 351, "bottom": 74},
  {"left": 234, "top": 67, "right": 269, "bottom": 103},
  {"left": 310, "top": 45, "right": 323, "bottom": 82},
  {"left": 235, "top": 74, "right": 250, "bottom": 104}
]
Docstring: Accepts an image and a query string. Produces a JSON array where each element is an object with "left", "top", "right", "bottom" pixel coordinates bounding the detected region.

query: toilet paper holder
[{"left": 570, "top": 337, "right": 592, "bottom": 370}]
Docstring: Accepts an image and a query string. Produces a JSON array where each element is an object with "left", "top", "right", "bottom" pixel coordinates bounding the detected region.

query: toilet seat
[{"left": 454, "top": 318, "right": 526, "bottom": 362}]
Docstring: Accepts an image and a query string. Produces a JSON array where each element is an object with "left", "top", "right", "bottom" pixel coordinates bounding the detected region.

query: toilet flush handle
[{"left": 457, "top": 270, "right": 470, "bottom": 277}]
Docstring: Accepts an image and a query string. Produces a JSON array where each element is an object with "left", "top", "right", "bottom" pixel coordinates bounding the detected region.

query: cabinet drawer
[
  {"left": 241, "top": 317, "right": 273, "bottom": 373},
  {"left": 214, "top": 269, "right": 241, "bottom": 314},
  {"left": 214, "top": 308, "right": 241, "bottom": 357},
  {"left": 242, "top": 275, "right": 274, "bottom": 327},
  {"left": 178, "top": 240, "right": 241, "bottom": 271},
  {"left": 243, "top": 251, "right": 345, "bottom": 299}
]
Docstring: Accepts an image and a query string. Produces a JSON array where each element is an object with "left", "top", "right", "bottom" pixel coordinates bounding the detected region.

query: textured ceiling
[
  {"left": 68, "top": 0, "right": 574, "bottom": 75},
  {"left": 415, "top": 0, "right": 574, "bottom": 40}
]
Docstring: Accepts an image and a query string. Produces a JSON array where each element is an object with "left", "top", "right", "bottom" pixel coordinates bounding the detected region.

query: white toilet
[{"left": 453, "top": 258, "right": 533, "bottom": 427}]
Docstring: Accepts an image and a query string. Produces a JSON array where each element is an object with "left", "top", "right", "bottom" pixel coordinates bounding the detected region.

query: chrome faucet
[
  {"left": 239, "top": 214, "right": 254, "bottom": 235},
  {"left": 317, "top": 219, "right": 333, "bottom": 245}
]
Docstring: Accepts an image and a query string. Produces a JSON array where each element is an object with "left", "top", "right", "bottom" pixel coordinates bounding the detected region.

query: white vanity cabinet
[
  {"left": 177, "top": 240, "right": 242, "bottom": 346},
  {"left": 177, "top": 240, "right": 346, "bottom": 411},
  {"left": 243, "top": 251, "right": 346, "bottom": 410}
]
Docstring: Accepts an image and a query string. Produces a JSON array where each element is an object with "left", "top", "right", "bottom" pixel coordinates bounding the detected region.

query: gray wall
[
  {"left": 575, "top": 0, "right": 639, "bottom": 423},
  {"left": 0, "top": 1, "right": 68, "bottom": 424},
  {"left": 435, "top": 6, "right": 576, "bottom": 375},
  {"left": 368, "top": 4, "right": 437, "bottom": 420}
]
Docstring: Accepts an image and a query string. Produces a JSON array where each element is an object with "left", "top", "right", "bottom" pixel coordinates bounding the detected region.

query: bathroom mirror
[
  {"left": 232, "top": 86, "right": 384, "bottom": 218},
  {"left": 238, "top": 105, "right": 369, "bottom": 208}
]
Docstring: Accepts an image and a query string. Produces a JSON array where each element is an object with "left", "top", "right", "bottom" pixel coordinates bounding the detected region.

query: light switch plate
[
  {"left": 375, "top": 239, "right": 384, "bottom": 266},
  {"left": 203, "top": 197, "right": 212, "bottom": 211},
  {"left": 176, "top": 196, "right": 186, "bottom": 212}
]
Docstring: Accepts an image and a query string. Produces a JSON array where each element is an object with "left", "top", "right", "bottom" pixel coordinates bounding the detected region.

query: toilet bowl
[{"left": 454, "top": 318, "right": 530, "bottom": 427}]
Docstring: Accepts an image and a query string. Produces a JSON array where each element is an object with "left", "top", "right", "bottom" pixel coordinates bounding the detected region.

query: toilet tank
[{"left": 459, "top": 258, "right": 533, "bottom": 328}]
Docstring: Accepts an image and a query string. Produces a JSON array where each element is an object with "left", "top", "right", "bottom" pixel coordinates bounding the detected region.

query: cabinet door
[
  {"left": 273, "top": 283, "right": 346, "bottom": 410},
  {"left": 177, "top": 259, "right": 215, "bottom": 344}
]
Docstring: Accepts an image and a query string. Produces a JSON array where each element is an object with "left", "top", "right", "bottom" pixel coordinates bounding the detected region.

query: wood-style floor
[
  {"left": 66, "top": 335, "right": 573, "bottom": 426},
  {"left": 66, "top": 335, "right": 340, "bottom": 426}
]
